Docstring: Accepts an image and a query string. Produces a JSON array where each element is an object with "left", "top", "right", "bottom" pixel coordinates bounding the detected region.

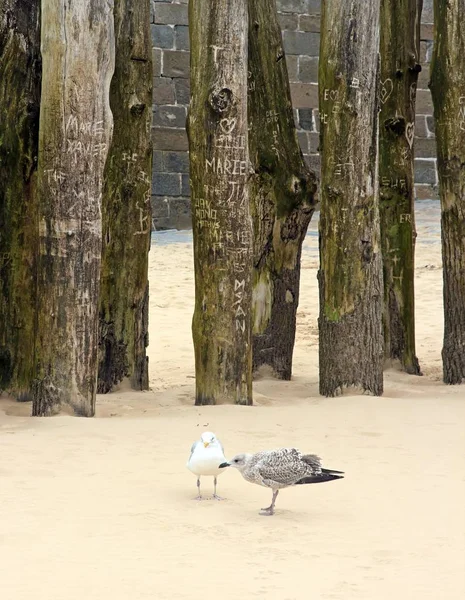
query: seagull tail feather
[{"left": 295, "top": 469, "right": 344, "bottom": 485}]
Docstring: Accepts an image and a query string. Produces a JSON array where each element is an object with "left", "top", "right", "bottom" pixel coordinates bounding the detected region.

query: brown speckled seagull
[{"left": 219, "top": 448, "right": 344, "bottom": 515}]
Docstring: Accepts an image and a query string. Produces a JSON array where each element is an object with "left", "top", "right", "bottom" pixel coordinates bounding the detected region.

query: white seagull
[
  {"left": 187, "top": 431, "right": 227, "bottom": 500},
  {"left": 219, "top": 447, "right": 344, "bottom": 515}
]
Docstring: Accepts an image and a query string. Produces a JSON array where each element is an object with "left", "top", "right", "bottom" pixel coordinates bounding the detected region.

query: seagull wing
[
  {"left": 188, "top": 439, "right": 200, "bottom": 462},
  {"left": 256, "top": 448, "right": 310, "bottom": 487}
]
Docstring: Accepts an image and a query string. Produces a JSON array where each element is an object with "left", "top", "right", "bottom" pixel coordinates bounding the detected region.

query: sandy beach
[{"left": 1, "top": 200, "right": 465, "bottom": 599}]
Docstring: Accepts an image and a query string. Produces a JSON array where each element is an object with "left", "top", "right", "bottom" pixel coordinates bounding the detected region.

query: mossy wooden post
[
  {"left": 188, "top": 0, "right": 253, "bottom": 405},
  {"left": 248, "top": 0, "right": 317, "bottom": 380},
  {"left": 32, "top": 0, "right": 115, "bottom": 416},
  {"left": 98, "top": 0, "right": 152, "bottom": 393},
  {"left": 0, "top": 1, "right": 40, "bottom": 399},
  {"left": 430, "top": 0, "right": 465, "bottom": 385},
  {"left": 379, "top": 0, "right": 422, "bottom": 375},
  {"left": 318, "top": 0, "right": 384, "bottom": 397}
]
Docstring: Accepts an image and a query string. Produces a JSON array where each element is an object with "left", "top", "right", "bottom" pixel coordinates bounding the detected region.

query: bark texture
[
  {"left": 33, "top": 0, "right": 115, "bottom": 416},
  {"left": 430, "top": 0, "right": 465, "bottom": 384},
  {"left": 188, "top": 0, "right": 253, "bottom": 405},
  {"left": 318, "top": 0, "right": 384, "bottom": 397},
  {"left": 379, "top": 0, "right": 422, "bottom": 375},
  {"left": 248, "top": 0, "right": 317, "bottom": 380},
  {"left": 98, "top": 0, "right": 152, "bottom": 393},
  {"left": 0, "top": 1, "right": 41, "bottom": 399}
]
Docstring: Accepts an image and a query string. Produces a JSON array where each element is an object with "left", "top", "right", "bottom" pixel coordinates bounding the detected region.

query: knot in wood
[
  {"left": 130, "top": 102, "right": 146, "bottom": 116},
  {"left": 208, "top": 88, "right": 234, "bottom": 115},
  {"left": 384, "top": 116, "right": 406, "bottom": 136}
]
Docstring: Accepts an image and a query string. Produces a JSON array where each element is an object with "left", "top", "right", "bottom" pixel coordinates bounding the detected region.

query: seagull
[
  {"left": 187, "top": 431, "right": 227, "bottom": 500},
  {"left": 219, "top": 447, "right": 343, "bottom": 515}
]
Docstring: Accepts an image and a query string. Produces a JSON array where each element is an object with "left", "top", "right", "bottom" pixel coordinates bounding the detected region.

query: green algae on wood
[
  {"left": 318, "top": 0, "right": 384, "bottom": 397},
  {"left": 0, "top": 1, "right": 41, "bottom": 399},
  {"left": 430, "top": 0, "right": 465, "bottom": 384},
  {"left": 98, "top": 0, "right": 152, "bottom": 393},
  {"left": 188, "top": 0, "right": 253, "bottom": 405},
  {"left": 379, "top": 0, "right": 422, "bottom": 375},
  {"left": 248, "top": 0, "right": 317, "bottom": 380}
]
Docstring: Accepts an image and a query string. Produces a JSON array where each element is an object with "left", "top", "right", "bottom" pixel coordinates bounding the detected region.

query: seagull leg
[
  {"left": 212, "top": 476, "right": 224, "bottom": 500},
  {"left": 194, "top": 477, "right": 203, "bottom": 500},
  {"left": 260, "top": 490, "right": 279, "bottom": 516}
]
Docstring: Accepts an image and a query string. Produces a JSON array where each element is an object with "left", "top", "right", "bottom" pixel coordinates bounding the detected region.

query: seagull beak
[
  {"left": 203, "top": 442, "right": 210, "bottom": 448},
  {"left": 218, "top": 462, "right": 230, "bottom": 468}
]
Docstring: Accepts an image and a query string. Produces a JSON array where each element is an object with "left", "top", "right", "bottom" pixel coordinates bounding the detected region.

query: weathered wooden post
[
  {"left": 188, "top": 0, "right": 253, "bottom": 405},
  {"left": 0, "top": 1, "right": 41, "bottom": 398},
  {"left": 99, "top": 0, "right": 152, "bottom": 393},
  {"left": 379, "top": 0, "right": 423, "bottom": 375},
  {"left": 33, "top": 0, "right": 115, "bottom": 416},
  {"left": 248, "top": 0, "right": 317, "bottom": 380},
  {"left": 430, "top": 0, "right": 465, "bottom": 384},
  {"left": 318, "top": 0, "right": 384, "bottom": 396}
]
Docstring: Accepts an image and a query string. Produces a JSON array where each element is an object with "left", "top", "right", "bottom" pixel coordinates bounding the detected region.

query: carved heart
[
  {"left": 220, "top": 118, "right": 237, "bottom": 134},
  {"left": 330, "top": 90, "right": 338, "bottom": 101},
  {"left": 380, "top": 79, "right": 394, "bottom": 104},
  {"left": 405, "top": 122, "right": 415, "bottom": 148}
]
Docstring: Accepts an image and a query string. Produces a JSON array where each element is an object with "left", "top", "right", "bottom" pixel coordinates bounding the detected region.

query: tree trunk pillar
[
  {"left": 248, "top": 0, "right": 317, "bottom": 380},
  {"left": 318, "top": 0, "right": 384, "bottom": 397},
  {"left": 98, "top": 0, "right": 152, "bottom": 393},
  {"left": 379, "top": 0, "right": 422, "bottom": 375},
  {"left": 0, "top": 1, "right": 41, "bottom": 399},
  {"left": 32, "top": 0, "right": 115, "bottom": 416},
  {"left": 430, "top": 0, "right": 465, "bottom": 384},
  {"left": 188, "top": 0, "right": 253, "bottom": 405}
]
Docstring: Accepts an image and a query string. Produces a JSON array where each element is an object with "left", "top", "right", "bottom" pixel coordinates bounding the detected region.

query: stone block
[
  {"left": 283, "top": 31, "right": 320, "bottom": 56},
  {"left": 181, "top": 173, "right": 191, "bottom": 196},
  {"left": 416, "top": 89, "right": 433, "bottom": 114},
  {"left": 299, "top": 15, "right": 320, "bottom": 32},
  {"left": 278, "top": 13, "right": 298, "bottom": 31},
  {"left": 174, "top": 78, "right": 190, "bottom": 104},
  {"left": 414, "top": 137, "right": 436, "bottom": 158},
  {"left": 162, "top": 50, "right": 190, "bottom": 78},
  {"left": 163, "top": 151, "right": 190, "bottom": 173},
  {"left": 298, "top": 108, "right": 313, "bottom": 130},
  {"left": 151, "top": 24, "right": 174, "bottom": 49},
  {"left": 313, "top": 108, "right": 320, "bottom": 133},
  {"left": 154, "top": 2, "right": 189, "bottom": 26},
  {"left": 285, "top": 55, "right": 299, "bottom": 82},
  {"left": 152, "top": 196, "right": 192, "bottom": 230},
  {"left": 422, "top": 0, "right": 433, "bottom": 23},
  {"left": 417, "top": 68, "right": 430, "bottom": 90},
  {"left": 415, "top": 184, "right": 438, "bottom": 200},
  {"left": 153, "top": 173, "right": 181, "bottom": 196},
  {"left": 153, "top": 150, "right": 163, "bottom": 173},
  {"left": 175, "top": 25, "right": 190, "bottom": 50},
  {"left": 426, "top": 116, "right": 435, "bottom": 136},
  {"left": 299, "top": 56, "right": 318, "bottom": 83},
  {"left": 290, "top": 82, "right": 319, "bottom": 108},
  {"left": 420, "top": 23, "right": 434, "bottom": 41},
  {"left": 297, "top": 131, "right": 309, "bottom": 153},
  {"left": 414, "top": 159, "right": 436, "bottom": 185},
  {"left": 305, "top": 153, "right": 321, "bottom": 176},
  {"left": 153, "top": 126, "right": 189, "bottom": 151},
  {"left": 153, "top": 104, "right": 187, "bottom": 128},
  {"left": 153, "top": 48, "right": 162, "bottom": 77},
  {"left": 153, "top": 77, "right": 175, "bottom": 104},
  {"left": 415, "top": 115, "right": 428, "bottom": 138},
  {"left": 276, "top": 0, "right": 310, "bottom": 13},
  {"left": 307, "top": 0, "right": 321, "bottom": 13},
  {"left": 308, "top": 131, "right": 320, "bottom": 153}
]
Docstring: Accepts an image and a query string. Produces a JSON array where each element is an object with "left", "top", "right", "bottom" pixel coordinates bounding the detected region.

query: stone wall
[{"left": 151, "top": 0, "right": 437, "bottom": 230}]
